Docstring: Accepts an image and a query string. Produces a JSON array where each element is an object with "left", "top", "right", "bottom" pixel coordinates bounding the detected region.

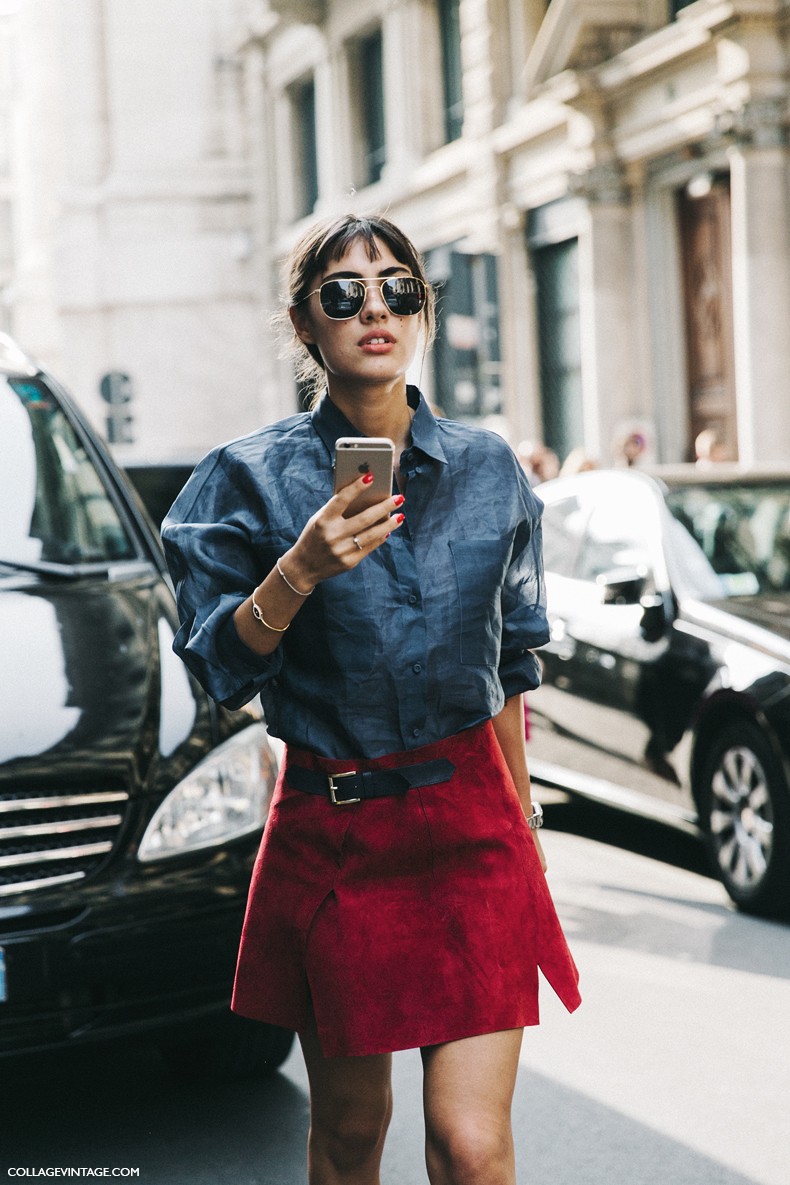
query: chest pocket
[{"left": 449, "top": 538, "right": 511, "bottom": 666}]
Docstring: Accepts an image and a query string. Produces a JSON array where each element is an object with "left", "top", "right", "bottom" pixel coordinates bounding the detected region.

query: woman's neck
[{"left": 328, "top": 381, "right": 414, "bottom": 454}]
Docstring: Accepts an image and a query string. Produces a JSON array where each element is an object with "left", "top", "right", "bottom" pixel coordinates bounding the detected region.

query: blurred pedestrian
[
  {"left": 695, "top": 427, "right": 730, "bottom": 466},
  {"left": 612, "top": 427, "right": 646, "bottom": 468},
  {"left": 162, "top": 213, "right": 580, "bottom": 1185},
  {"left": 516, "top": 439, "right": 560, "bottom": 485},
  {"left": 560, "top": 447, "right": 598, "bottom": 476}
]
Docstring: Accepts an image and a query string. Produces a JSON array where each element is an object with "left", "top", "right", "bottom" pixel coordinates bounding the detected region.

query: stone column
[
  {"left": 313, "top": 48, "right": 342, "bottom": 208},
  {"left": 499, "top": 205, "right": 543, "bottom": 446},
  {"left": 727, "top": 99, "right": 790, "bottom": 465},
  {"left": 381, "top": 2, "right": 423, "bottom": 182},
  {"left": 11, "top": 0, "right": 67, "bottom": 368},
  {"left": 574, "top": 161, "right": 643, "bottom": 464}
]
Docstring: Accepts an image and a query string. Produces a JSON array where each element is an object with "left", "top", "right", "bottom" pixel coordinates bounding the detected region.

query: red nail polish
[
  {"left": 396, "top": 513, "right": 405, "bottom": 524},
  {"left": 362, "top": 472, "right": 374, "bottom": 484},
  {"left": 393, "top": 494, "right": 405, "bottom": 507}
]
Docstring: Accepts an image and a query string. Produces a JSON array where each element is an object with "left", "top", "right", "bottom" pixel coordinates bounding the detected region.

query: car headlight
[{"left": 138, "top": 723, "right": 278, "bottom": 862}]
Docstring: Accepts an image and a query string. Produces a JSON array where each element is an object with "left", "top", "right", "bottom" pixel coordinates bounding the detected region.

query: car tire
[
  {"left": 158, "top": 1012, "right": 295, "bottom": 1080},
  {"left": 698, "top": 719, "right": 790, "bottom": 917}
]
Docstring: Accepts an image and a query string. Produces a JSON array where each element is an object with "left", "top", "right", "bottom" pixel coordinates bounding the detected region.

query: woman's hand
[
  {"left": 234, "top": 473, "right": 404, "bottom": 657},
  {"left": 283, "top": 473, "right": 406, "bottom": 591}
]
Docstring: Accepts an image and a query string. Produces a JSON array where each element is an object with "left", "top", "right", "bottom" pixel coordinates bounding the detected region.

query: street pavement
[
  {"left": 369, "top": 802, "right": 790, "bottom": 1185},
  {"left": 1, "top": 802, "right": 788, "bottom": 1184}
]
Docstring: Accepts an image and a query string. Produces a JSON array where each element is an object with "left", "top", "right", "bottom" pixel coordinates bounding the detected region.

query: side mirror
[
  {"left": 597, "top": 568, "right": 646, "bottom": 606},
  {"left": 639, "top": 593, "right": 668, "bottom": 643}
]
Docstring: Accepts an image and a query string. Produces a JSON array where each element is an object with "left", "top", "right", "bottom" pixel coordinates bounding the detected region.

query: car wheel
[
  {"left": 158, "top": 1012, "right": 295, "bottom": 1080},
  {"left": 699, "top": 719, "right": 790, "bottom": 917}
]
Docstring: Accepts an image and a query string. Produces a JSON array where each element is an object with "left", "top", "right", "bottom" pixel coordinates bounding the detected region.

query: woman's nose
[{"left": 360, "top": 283, "right": 388, "bottom": 319}]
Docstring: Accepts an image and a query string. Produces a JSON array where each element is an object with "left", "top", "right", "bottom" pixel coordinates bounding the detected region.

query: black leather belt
[{"left": 285, "top": 758, "right": 456, "bottom": 806}]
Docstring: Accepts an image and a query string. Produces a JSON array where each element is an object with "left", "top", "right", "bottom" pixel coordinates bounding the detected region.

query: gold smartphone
[{"left": 333, "top": 437, "right": 395, "bottom": 519}]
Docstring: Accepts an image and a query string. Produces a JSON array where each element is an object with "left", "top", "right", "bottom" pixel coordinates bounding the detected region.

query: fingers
[
  {"left": 332, "top": 472, "right": 378, "bottom": 513},
  {"left": 292, "top": 479, "right": 405, "bottom": 585},
  {"left": 333, "top": 475, "right": 403, "bottom": 523},
  {"left": 348, "top": 490, "right": 406, "bottom": 533},
  {"left": 333, "top": 474, "right": 406, "bottom": 549},
  {"left": 347, "top": 486, "right": 406, "bottom": 556},
  {"left": 349, "top": 506, "right": 405, "bottom": 558}
]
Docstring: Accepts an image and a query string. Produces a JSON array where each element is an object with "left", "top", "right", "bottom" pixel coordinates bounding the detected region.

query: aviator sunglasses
[{"left": 298, "top": 275, "right": 428, "bottom": 321}]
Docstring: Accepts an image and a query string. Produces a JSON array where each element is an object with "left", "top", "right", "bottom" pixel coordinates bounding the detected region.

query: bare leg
[
  {"left": 421, "top": 1028, "right": 524, "bottom": 1185},
  {"left": 299, "top": 1007, "right": 393, "bottom": 1185}
]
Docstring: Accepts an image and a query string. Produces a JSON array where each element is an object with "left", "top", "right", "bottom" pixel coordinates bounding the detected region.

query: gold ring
[{"left": 353, "top": 535, "right": 363, "bottom": 551}]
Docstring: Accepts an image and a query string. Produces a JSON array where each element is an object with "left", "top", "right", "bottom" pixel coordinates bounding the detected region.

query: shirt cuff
[
  {"left": 209, "top": 614, "right": 284, "bottom": 709},
  {"left": 217, "top": 612, "right": 283, "bottom": 675},
  {"left": 499, "top": 649, "right": 543, "bottom": 698}
]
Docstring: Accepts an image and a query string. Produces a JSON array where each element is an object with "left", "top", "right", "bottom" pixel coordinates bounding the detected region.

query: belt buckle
[{"left": 328, "top": 771, "right": 361, "bottom": 806}]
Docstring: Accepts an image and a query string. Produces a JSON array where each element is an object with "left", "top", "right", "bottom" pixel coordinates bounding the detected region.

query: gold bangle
[
  {"left": 276, "top": 557, "right": 314, "bottom": 596},
  {"left": 251, "top": 589, "right": 290, "bottom": 632}
]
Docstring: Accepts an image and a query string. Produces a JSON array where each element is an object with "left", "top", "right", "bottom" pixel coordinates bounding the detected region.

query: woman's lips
[{"left": 358, "top": 333, "right": 396, "bottom": 354}]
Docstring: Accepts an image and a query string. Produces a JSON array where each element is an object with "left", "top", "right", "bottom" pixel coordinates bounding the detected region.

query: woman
[{"left": 162, "top": 214, "right": 580, "bottom": 1185}]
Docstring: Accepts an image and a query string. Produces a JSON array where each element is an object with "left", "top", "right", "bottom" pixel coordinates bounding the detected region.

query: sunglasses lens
[
  {"left": 320, "top": 280, "right": 365, "bottom": 319},
  {"left": 382, "top": 277, "right": 426, "bottom": 316}
]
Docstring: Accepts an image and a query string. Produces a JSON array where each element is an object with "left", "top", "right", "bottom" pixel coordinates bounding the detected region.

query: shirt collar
[{"left": 311, "top": 386, "right": 447, "bottom": 465}]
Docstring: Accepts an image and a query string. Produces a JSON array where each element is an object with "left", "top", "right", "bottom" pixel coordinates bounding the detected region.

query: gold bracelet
[
  {"left": 251, "top": 588, "right": 290, "bottom": 632},
  {"left": 276, "top": 557, "right": 314, "bottom": 596}
]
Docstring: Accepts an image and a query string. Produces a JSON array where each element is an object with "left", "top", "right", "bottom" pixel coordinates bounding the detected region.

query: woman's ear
[{"left": 289, "top": 304, "right": 316, "bottom": 346}]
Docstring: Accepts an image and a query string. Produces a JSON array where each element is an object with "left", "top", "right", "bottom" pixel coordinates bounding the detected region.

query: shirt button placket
[{"left": 396, "top": 537, "right": 427, "bottom": 745}]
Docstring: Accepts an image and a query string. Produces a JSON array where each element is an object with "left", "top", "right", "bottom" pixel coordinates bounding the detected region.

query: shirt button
[
  {"left": 408, "top": 594, "right": 418, "bottom": 605},
  {"left": 412, "top": 728, "right": 422, "bottom": 737},
  {"left": 412, "top": 663, "right": 422, "bottom": 674}
]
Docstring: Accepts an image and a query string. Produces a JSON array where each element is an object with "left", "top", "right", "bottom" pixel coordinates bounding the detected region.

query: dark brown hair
[{"left": 278, "top": 213, "right": 435, "bottom": 404}]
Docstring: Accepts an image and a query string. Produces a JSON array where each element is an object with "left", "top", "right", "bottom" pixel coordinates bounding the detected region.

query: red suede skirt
[{"left": 231, "top": 720, "right": 581, "bottom": 1057}]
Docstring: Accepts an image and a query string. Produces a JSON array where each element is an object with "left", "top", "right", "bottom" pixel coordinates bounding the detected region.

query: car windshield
[
  {"left": 0, "top": 376, "right": 135, "bottom": 568},
  {"left": 665, "top": 482, "right": 790, "bottom": 597}
]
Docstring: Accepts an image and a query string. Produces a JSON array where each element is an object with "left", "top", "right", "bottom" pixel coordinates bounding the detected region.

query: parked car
[
  {"left": 0, "top": 333, "right": 292, "bottom": 1075},
  {"left": 530, "top": 465, "right": 790, "bottom": 917}
]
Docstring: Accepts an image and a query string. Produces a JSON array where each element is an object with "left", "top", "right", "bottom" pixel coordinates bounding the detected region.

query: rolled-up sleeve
[
  {"left": 161, "top": 453, "right": 282, "bottom": 709},
  {"left": 498, "top": 470, "right": 550, "bottom": 698}
]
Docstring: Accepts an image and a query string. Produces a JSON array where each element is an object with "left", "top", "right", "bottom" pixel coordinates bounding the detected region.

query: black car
[
  {"left": 530, "top": 466, "right": 790, "bottom": 917},
  {"left": 0, "top": 334, "right": 292, "bottom": 1075}
]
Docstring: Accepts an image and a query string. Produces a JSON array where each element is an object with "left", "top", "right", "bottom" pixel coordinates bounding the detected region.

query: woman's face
[{"left": 291, "top": 236, "right": 423, "bottom": 393}]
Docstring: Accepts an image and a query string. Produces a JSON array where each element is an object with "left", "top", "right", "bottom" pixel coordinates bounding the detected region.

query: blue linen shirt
[{"left": 162, "top": 388, "right": 549, "bottom": 759}]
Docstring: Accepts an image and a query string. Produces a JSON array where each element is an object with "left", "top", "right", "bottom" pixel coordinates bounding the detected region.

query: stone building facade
[
  {"left": 238, "top": 0, "right": 790, "bottom": 466},
  {"left": 7, "top": 0, "right": 263, "bottom": 462},
  {"left": 5, "top": 1, "right": 790, "bottom": 467}
]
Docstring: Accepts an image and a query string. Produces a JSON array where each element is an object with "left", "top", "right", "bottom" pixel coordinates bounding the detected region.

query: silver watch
[{"left": 526, "top": 801, "right": 543, "bottom": 830}]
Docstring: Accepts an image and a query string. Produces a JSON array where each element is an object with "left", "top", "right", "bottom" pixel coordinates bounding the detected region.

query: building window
[
  {"left": 427, "top": 247, "right": 502, "bottom": 421},
  {"left": 438, "top": 0, "right": 463, "bottom": 142},
  {"left": 289, "top": 76, "right": 319, "bottom": 219},
  {"left": 350, "top": 28, "right": 386, "bottom": 186},
  {"left": 532, "top": 238, "right": 583, "bottom": 462}
]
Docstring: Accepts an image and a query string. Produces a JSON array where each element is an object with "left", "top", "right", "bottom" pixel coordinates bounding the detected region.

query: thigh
[
  {"left": 299, "top": 1007, "right": 393, "bottom": 1127},
  {"left": 421, "top": 1028, "right": 524, "bottom": 1129}
]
